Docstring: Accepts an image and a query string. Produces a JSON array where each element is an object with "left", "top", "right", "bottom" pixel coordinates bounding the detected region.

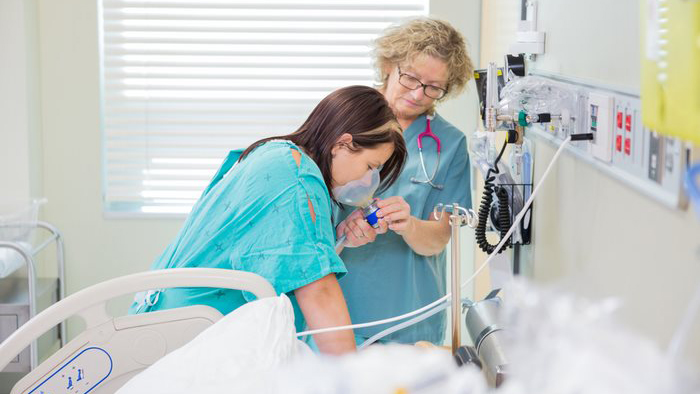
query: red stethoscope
[{"left": 410, "top": 115, "right": 444, "bottom": 190}]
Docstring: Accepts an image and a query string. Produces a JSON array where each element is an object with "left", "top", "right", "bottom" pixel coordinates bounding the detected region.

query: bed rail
[{"left": 0, "top": 268, "right": 275, "bottom": 371}]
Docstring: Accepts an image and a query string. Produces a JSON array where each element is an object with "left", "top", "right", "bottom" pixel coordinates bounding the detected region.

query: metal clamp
[{"left": 432, "top": 203, "right": 477, "bottom": 228}]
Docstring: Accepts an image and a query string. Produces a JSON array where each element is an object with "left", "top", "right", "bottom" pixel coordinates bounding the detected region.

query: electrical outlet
[
  {"left": 588, "top": 92, "right": 614, "bottom": 162},
  {"left": 661, "top": 136, "right": 685, "bottom": 201},
  {"left": 646, "top": 129, "right": 663, "bottom": 184},
  {"left": 569, "top": 90, "right": 589, "bottom": 151},
  {"left": 614, "top": 99, "right": 644, "bottom": 175},
  {"left": 613, "top": 103, "right": 625, "bottom": 165},
  {"left": 629, "top": 103, "right": 644, "bottom": 173}
]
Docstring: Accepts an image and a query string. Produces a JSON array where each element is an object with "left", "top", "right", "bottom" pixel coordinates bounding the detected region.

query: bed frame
[{"left": 0, "top": 268, "right": 275, "bottom": 393}]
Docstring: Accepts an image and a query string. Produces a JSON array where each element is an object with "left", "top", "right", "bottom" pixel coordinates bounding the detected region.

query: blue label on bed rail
[{"left": 29, "top": 346, "right": 112, "bottom": 393}]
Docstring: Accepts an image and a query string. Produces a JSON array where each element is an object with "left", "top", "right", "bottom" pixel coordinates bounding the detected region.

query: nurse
[
  {"left": 130, "top": 86, "right": 407, "bottom": 355},
  {"left": 335, "top": 18, "right": 474, "bottom": 345}
]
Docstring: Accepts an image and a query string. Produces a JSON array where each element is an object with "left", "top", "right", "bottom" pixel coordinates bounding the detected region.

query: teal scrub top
[
  {"left": 130, "top": 140, "right": 346, "bottom": 333},
  {"left": 335, "top": 113, "right": 471, "bottom": 345}
]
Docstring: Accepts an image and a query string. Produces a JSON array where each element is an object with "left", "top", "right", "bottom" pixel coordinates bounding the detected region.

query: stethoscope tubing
[
  {"left": 411, "top": 115, "right": 443, "bottom": 190},
  {"left": 417, "top": 148, "right": 442, "bottom": 189}
]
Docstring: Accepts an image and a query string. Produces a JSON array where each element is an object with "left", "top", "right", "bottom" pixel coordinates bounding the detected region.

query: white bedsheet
[{"left": 117, "top": 294, "right": 311, "bottom": 394}]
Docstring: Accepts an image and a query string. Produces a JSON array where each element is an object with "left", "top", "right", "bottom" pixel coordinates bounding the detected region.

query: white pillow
[{"left": 117, "top": 294, "right": 309, "bottom": 394}]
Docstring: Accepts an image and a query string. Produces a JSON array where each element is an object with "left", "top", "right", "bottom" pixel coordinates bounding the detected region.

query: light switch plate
[{"left": 588, "top": 92, "right": 614, "bottom": 163}]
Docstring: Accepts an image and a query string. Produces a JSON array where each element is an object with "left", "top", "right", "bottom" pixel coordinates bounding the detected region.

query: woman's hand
[
  {"left": 336, "top": 209, "right": 386, "bottom": 248},
  {"left": 376, "top": 196, "right": 415, "bottom": 236}
]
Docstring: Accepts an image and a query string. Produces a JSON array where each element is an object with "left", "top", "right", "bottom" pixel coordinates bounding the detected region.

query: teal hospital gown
[
  {"left": 129, "top": 140, "right": 346, "bottom": 333},
  {"left": 335, "top": 113, "right": 471, "bottom": 345}
]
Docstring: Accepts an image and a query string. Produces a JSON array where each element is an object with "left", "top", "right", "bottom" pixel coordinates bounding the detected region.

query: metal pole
[
  {"left": 38, "top": 221, "right": 66, "bottom": 346},
  {"left": 450, "top": 205, "right": 462, "bottom": 354},
  {"left": 26, "top": 254, "right": 38, "bottom": 369},
  {"left": 434, "top": 203, "right": 476, "bottom": 354}
]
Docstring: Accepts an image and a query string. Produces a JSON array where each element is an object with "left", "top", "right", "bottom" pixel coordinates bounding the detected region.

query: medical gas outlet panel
[{"left": 528, "top": 73, "right": 689, "bottom": 209}]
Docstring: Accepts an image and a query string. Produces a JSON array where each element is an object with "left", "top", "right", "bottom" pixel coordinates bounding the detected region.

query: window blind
[{"left": 100, "top": 0, "right": 428, "bottom": 215}]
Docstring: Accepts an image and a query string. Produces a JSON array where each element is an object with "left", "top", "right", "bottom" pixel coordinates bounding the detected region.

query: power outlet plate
[
  {"left": 613, "top": 99, "right": 644, "bottom": 176},
  {"left": 588, "top": 92, "right": 614, "bottom": 163}
]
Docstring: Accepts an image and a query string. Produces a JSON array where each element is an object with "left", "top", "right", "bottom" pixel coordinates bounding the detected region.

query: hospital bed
[{"left": 0, "top": 268, "right": 275, "bottom": 393}]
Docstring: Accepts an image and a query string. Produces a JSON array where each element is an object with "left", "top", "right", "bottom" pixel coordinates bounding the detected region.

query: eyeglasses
[{"left": 397, "top": 66, "right": 448, "bottom": 100}]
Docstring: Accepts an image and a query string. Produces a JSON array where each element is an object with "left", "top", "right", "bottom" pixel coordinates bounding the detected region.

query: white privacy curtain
[{"left": 100, "top": 0, "right": 428, "bottom": 215}]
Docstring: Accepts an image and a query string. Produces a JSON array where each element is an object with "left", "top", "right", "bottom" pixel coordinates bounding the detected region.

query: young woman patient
[{"left": 130, "top": 85, "right": 407, "bottom": 355}]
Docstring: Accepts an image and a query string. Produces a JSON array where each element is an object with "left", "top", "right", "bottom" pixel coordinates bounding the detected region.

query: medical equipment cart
[{"left": 0, "top": 221, "right": 66, "bottom": 373}]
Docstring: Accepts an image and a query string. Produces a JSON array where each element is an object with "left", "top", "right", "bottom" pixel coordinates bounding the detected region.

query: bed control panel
[
  {"left": 10, "top": 306, "right": 222, "bottom": 394},
  {"left": 27, "top": 347, "right": 112, "bottom": 393}
]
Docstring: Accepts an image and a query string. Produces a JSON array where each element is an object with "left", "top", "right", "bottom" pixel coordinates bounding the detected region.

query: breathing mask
[{"left": 332, "top": 168, "right": 382, "bottom": 228}]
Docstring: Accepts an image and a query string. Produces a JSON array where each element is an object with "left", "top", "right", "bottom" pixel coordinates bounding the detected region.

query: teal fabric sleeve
[{"left": 229, "top": 142, "right": 347, "bottom": 302}]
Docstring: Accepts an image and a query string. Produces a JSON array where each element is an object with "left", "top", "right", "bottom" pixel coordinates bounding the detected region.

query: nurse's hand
[
  {"left": 376, "top": 196, "right": 415, "bottom": 236},
  {"left": 337, "top": 209, "right": 384, "bottom": 248}
]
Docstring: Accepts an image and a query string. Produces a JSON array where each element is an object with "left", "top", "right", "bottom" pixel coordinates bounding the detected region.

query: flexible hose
[
  {"left": 297, "top": 137, "right": 573, "bottom": 339},
  {"left": 475, "top": 139, "right": 511, "bottom": 254},
  {"left": 359, "top": 300, "right": 449, "bottom": 349}
]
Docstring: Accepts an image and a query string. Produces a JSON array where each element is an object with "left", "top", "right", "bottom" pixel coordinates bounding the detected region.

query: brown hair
[{"left": 240, "top": 85, "right": 407, "bottom": 201}]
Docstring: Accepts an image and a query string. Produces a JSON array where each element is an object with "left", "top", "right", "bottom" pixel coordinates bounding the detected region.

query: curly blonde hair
[{"left": 373, "top": 17, "right": 474, "bottom": 101}]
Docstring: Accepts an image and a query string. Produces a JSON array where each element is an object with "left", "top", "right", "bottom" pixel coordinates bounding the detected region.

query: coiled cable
[{"left": 475, "top": 138, "right": 511, "bottom": 254}]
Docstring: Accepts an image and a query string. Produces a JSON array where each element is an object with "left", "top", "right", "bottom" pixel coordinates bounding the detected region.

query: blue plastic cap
[{"left": 365, "top": 210, "right": 380, "bottom": 228}]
